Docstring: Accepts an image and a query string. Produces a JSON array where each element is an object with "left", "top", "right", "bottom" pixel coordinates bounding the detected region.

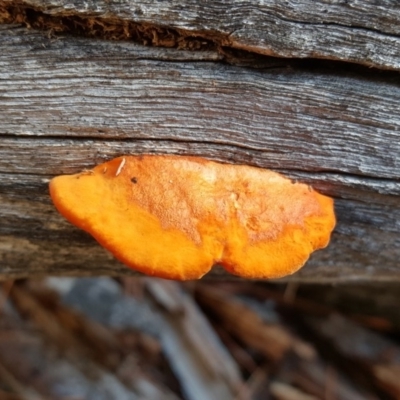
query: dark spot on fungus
[{"left": 131, "top": 177, "right": 138, "bottom": 184}]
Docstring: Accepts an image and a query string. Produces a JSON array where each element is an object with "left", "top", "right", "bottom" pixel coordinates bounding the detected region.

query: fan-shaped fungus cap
[{"left": 49, "top": 155, "right": 335, "bottom": 280}]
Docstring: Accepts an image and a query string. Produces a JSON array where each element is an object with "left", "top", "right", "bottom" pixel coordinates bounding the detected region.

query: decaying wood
[
  {"left": 4, "top": 278, "right": 389, "bottom": 399},
  {"left": 304, "top": 314, "right": 400, "bottom": 398},
  {"left": 145, "top": 280, "right": 244, "bottom": 400},
  {"left": 1, "top": 280, "right": 181, "bottom": 399},
  {"left": 195, "top": 285, "right": 315, "bottom": 362},
  {"left": 2, "top": 0, "right": 400, "bottom": 70},
  {"left": 0, "top": 23, "right": 399, "bottom": 282}
]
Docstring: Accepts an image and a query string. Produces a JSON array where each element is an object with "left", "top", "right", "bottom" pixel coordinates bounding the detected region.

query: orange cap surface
[{"left": 49, "top": 155, "right": 335, "bottom": 280}]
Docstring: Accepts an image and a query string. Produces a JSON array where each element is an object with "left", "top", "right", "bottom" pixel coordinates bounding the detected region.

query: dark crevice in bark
[
  {"left": 0, "top": 3, "right": 215, "bottom": 50},
  {"left": 1, "top": 2, "right": 399, "bottom": 74}
]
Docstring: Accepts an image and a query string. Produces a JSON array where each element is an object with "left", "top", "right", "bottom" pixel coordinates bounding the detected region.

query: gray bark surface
[
  {"left": 2, "top": 0, "right": 400, "bottom": 70},
  {"left": 1, "top": 25, "right": 399, "bottom": 282}
]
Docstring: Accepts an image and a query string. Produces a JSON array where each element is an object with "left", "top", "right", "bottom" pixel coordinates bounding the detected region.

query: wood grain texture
[
  {"left": 2, "top": 0, "right": 400, "bottom": 70},
  {"left": 0, "top": 26, "right": 399, "bottom": 282}
]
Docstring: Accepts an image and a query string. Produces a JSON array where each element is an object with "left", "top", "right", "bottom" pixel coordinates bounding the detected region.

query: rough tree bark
[{"left": 0, "top": 0, "right": 399, "bottom": 282}]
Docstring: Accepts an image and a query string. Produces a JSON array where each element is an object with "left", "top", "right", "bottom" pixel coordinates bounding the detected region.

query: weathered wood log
[
  {"left": 2, "top": 0, "right": 400, "bottom": 70},
  {"left": 0, "top": 24, "right": 399, "bottom": 282}
]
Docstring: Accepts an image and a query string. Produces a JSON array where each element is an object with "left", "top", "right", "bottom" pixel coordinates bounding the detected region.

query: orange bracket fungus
[{"left": 49, "top": 155, "right": 335, "bottom": 280}]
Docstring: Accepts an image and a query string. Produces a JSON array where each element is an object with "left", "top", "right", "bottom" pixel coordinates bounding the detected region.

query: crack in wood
[
  {"left": 3, "top": 1, "right": 400, "bottom": 71},
  {"left": 0, "top": 3, "right": 216, "bottom": 51}
]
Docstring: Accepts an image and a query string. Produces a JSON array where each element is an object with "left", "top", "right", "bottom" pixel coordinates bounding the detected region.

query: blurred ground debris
[{"left": 1, "top": 278, "right": 400, "bottom": 399}]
